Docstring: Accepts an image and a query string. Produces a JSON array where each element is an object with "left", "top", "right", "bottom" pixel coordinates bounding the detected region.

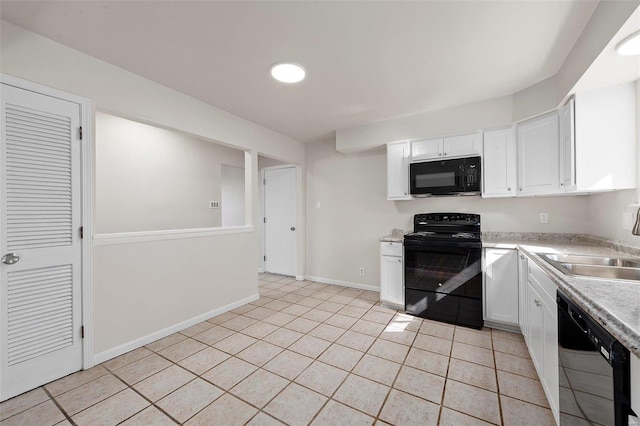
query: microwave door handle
[{"left": 456, "top": 165, "right": 466, "bottom": 190}]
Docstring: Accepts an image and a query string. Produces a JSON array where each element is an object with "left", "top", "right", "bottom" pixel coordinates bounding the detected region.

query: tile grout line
[
  {"left": 42, "top": 387, "right": 77, "bottom": 426},
  {"left": 5, "top": 273, "right": 551, "bottom": 425},
  {"left": 104, "top": 364, "right": 182, "bottom": 425}
]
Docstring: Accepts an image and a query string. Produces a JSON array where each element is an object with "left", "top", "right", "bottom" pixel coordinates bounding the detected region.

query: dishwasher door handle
[{"left": 569, "top": 307, "right": 589, "bottom": 334}]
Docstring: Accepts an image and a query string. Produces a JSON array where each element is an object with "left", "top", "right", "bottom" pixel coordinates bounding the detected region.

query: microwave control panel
[{"left": 465, "top": 164, "right": 479, "bottom": 186}]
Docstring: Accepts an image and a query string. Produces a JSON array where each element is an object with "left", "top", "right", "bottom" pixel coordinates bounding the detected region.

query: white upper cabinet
[
  {"left": 411, "top": 132, "right": 482, "bottom": 161},
  {"left": 517, "top": 112, "right": 560, "bottom": 196},
  {"left": 566, "top": 82, "right": 636, "bottom": 193},
  {"left": 482, "top": 126, "right": 517, "bottom": 197},
  {"left": 411, "top": 138, "right": 443, "bottom": 160},
  {"left": 559, "top": 99, "right": 576, "bottom": 191},
  {"left": 443, "top": 132, "right": 483, "bottom": 158},
  {"left": 386, "top": 141, "right": 411, "bottom": 200}
]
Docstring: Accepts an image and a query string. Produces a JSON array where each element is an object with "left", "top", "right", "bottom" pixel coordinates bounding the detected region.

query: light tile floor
[{"left": 0, "top": 274, "right": 555, "bottom": 425}]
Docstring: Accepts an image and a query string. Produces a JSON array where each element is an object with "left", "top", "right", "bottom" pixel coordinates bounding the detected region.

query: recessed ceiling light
[
  {"left": 271, "top": 63, "right": 306, "bottom": 83},
  {"left": 616, "top": 30, "right": 640, "bottom": 56}
]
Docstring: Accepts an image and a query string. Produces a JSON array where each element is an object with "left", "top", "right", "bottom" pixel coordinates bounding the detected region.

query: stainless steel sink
[
  {"left": 538, "top": 253, "right": 640, "bottom": 281},
  {"left": 556, "top": 263, "right": 640, "bottom": 281},
  {"left": 539, "top": 253, "right": 640, "bottom": 268}
]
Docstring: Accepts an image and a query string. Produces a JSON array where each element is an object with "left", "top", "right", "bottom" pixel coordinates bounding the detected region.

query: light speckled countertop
[
  {"left": 380, "top": 235, "right": 404, "bottom": 243},
  {"left": 484, "top": 233, "right": 640, "bottom": 358}
]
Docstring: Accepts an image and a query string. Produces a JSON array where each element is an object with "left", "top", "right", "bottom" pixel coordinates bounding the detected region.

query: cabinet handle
[
  {"left": 397, "top": 259, "right": 401, "bottom": 263},
  {"left": 519, "top": 187, "right": 523, "bottom": 191},
  {"left": 443, "top": 153, "right": 447, "bottom": 156},
  {"left": 534, "top": 299, "right": 542, "bottom": 308},
  {"left": 507, "top": 187, "right": 511, "bottom": 191},
  {"left": 560, "top": 182, "right": 564, "bottom": 186},
  {"left": 438, "top": 153, "right": 442, "bottom": 156}
]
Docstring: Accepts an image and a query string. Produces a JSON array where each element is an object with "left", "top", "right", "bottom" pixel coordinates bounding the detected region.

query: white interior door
[
  {"left": 1, "top": 84, "right": 83, "bottom": 401},
  {"left": 264, "top": 167, "right": 296, "bottom": 276}
]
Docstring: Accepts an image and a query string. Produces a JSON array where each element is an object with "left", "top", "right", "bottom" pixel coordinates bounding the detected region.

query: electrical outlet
[
  {"left": 624, "top": 213, "right": 633, "bottom": 230},
  {"left": 359, "top": 267, "right": 365, "bottom": 276},
  {"left": 316, "top": 201, "right": 321, "bottom": 209},
  {"left": 539, "top": 213, "right": 549, "bottom": 224},
  {"left": 209, "top": 201, "right": 220, "bottom": 209}
]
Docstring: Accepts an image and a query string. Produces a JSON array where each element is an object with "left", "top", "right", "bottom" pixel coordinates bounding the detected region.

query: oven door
[
  {"left": 404, "top": 242, "right": 482, "bottom": 296},
  {"left": 410, "top": 159, "right": 465, "bottom": 196},
  {"left": 404, "top": 241, "right": 483, "bottom": 328}
]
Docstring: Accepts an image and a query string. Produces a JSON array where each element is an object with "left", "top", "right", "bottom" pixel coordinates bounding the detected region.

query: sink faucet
[{"left": 633, "top": 208, "right": 640, "bottom": 236}]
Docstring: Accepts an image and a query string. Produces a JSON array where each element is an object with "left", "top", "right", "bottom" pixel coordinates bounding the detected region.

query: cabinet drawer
[
  {"left": 381, "top": 242, "right": 403, "bottom": 256},
  {"left": 528, "top": 260, "right": 557, "bottom": 304}
]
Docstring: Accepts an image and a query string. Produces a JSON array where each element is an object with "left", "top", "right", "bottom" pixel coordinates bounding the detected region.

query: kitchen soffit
[{"left": 0, "top": 1, "right": 598, "bottom": 143}]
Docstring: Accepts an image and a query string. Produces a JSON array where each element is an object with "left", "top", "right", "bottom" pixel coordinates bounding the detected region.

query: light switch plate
[{"left": 623, "top": 213, "right": 633, "bottom": 230}]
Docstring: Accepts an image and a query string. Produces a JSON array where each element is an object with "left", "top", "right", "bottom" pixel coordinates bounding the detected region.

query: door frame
[
  {"left": 0, "top": 75, "right": 94, "bottom": 382},
  {"left": 261, "top": 164, "right": 297, "bottom": 277}
]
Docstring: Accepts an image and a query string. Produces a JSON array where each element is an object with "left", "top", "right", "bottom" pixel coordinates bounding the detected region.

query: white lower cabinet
[
  {"left": 380, "top": 242, "right": 404, "bottom": 308},
  {"left": 518, "top": 252, "right": 529, "bottom": 339},
  {"left": 483, "top": 248, "right": 519, "bottom": 326},
  {"left": 523, "top": 255, "right": 559, "bottom": 424}
]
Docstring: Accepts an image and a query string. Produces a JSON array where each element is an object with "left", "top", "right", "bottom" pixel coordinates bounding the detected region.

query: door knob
[
  {"left": 290, "top": 227, "right": 296, "bottom": 231},
  {"left": 2, "top": 253, "right": 20, "bottom": 265}
]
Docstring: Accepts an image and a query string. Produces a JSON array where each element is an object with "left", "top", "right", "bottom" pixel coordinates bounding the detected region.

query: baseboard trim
[
  {"left": 305, "top": 276, "right": 379, "bottom": 292},
  {"left": 92, "top": 293, "right": 259, "bottom": 365},
  {"left": 295, "top": 275, "right": 305, "bottom": 281}
]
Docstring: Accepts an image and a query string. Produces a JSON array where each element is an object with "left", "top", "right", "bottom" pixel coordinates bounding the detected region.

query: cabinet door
[
  {"left": 527, "top": 282, "right": 545, "bottom": 377},
  {"left": 411, "top": 138, "right": 443, "bottom": 160},
  {"left": 483, "top": 127, "right": 516, "bottom": 197},
  {"left": 386, "top": 141, "right": 411, "bottom": 200},
  {"left": 380, "top": 255, "right": 404, "bottom": 307},
  {"left": 484, "top": 248, "right": 519, "bottom": 325},
  {"left": 517, "top": 113, "right": 560, "bottom": 195},
  {"left": 444, "top": 132, "right": 483, "bottom": 158},
  {"left": 559, "top": 99, "right": 576, "bottom": 191},
  {"left": 518, "top": 253, "right": 529, "bottom": 336},
  {"left": 542, "top": 300, "right": 559, "bottom": 420}
]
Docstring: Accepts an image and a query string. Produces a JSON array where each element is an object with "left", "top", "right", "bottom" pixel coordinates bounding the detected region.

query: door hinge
[
  {"left": 81, "top": 326, "right": 85, "bottom": 339},
  {"left": 263, "top": 217, "right": 266, "bottom": 223},
  {"left": 263, "top": 178, "right": 266, "bottom": 185},
  {"left": 264, "top": 255, "right": 266, "bottom": 262},
  {"left": 79, "top": 126, "right": 83, "bottom": 140},
  {"left": 80, "top": 226, "right": 84, "bottom": 239}
]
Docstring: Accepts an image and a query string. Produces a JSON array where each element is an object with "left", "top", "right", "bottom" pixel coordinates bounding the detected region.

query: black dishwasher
[{"left": 557, "top": 291, "right": 633, "bottom": 425}]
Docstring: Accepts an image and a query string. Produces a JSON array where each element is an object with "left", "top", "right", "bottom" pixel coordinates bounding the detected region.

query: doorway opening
[{"left": 258, "top": 156, "right": 297, "bottom": 277}]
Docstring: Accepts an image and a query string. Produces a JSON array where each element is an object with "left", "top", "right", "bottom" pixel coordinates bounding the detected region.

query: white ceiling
[{"left": 0, "top": 1, "right": 600, "bottom": 143}]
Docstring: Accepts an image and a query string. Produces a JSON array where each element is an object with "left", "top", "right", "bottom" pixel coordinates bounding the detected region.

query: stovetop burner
[{"left": 404, "top": 213, "right": 481, "bottom": 244}]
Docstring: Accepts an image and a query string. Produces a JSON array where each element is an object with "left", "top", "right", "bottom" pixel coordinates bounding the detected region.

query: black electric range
[{"left": 404, "top": 213, "right": 483, "bottom": 329}]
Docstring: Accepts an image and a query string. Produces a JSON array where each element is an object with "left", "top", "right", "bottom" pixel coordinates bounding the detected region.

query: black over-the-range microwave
[{"left": 409, "top": 156, "right": 481, "bottom": 196}]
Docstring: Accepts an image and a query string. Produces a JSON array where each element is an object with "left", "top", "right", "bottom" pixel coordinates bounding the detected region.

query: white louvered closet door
[{"left": 0, "top": 84, "right": 83, "bottom": 401}]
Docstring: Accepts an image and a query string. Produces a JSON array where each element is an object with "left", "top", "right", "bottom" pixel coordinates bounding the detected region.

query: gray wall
[
  {"left": 96, "top": 112, "right": 245, "bottom": 233},
  {"left": 306, "top": 139, "right": 590, "bottom": 288}
]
